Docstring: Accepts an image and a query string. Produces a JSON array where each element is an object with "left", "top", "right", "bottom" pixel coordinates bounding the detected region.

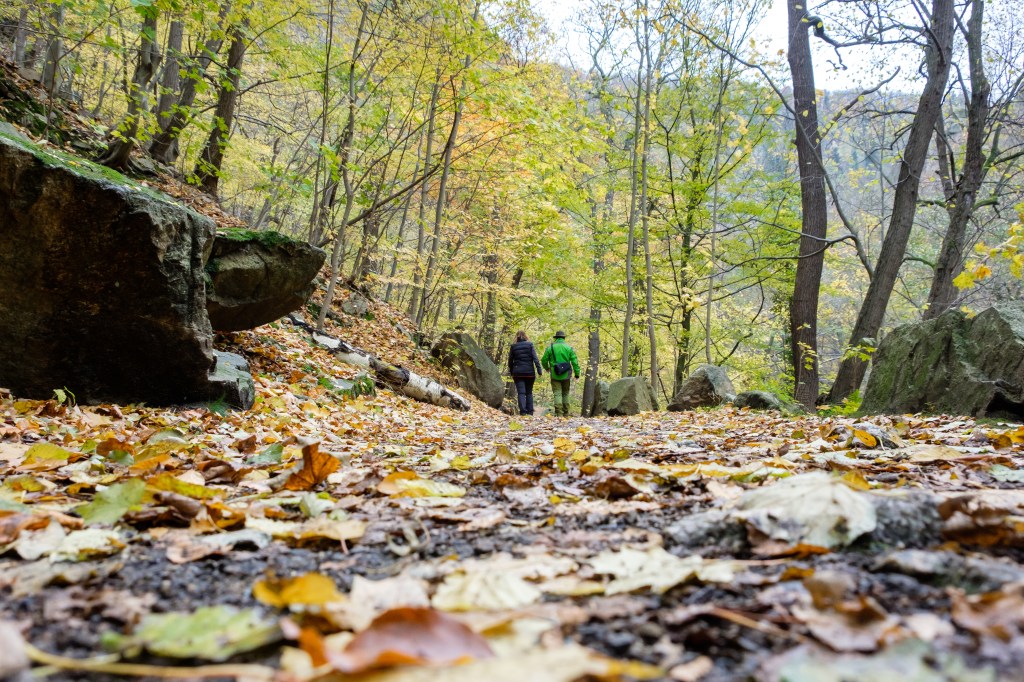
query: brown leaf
[
  {"left": 0, "top": 512, "right": 48, "bottom": 544},
  {"left": 283, "top": 442, "right": 340, "bottom": 491},
  {"left": 951, "top": 583, "right": 1024, "bottom": 641},
  {"left": 331, "top": 607, "right": 494, "bottom": 673}
]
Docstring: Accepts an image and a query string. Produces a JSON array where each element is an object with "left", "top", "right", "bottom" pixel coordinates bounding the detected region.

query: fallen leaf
[
  {"left": 76, "top": 478, "right": 149, "bottom": 526},
  {"left": 589, "top": 547, "right": 734, "bottom": 595},
  {"left": 433, "top": 571, "right": 542, "bottom": 611},
  {"left": 951, "top": 583, "right": 1024, "bottom": 641},
  {"left": 102, "top": 605, "right": 281, "bottom": 661},
  {"left": 283, "top": 442, "right": 340, "bottom": 491},
  {"left": 378, "top": 471, "right": 466, "bottom": 498},
  {"left": 254, "top": 572, "right": 346, "bottom": 608},
  {"left": 330, "top": 607, "right": 494, "bottom": 673},
  {"left": 736, "top": 472, "right": 877, "bottom": 553}
]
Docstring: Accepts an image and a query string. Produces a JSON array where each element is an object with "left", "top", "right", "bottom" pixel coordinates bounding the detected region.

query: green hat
[{"left": 554, "top": 330, "right": 566, "bottom": 338}]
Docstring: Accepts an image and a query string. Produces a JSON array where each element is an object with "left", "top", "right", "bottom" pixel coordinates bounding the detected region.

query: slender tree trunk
[
  {"left": 481, "top": 248, "right": 499, "bottom": 360},
  {"left": 307, "top": 0, "right": 338, "bottom": 246},
  {"left": 316, "top": 2, "right": 370, "bottom": 333},
  {"left": 99, "top": 9, "right": 161, "bottom": 169},
  {"left": 621, "top": 42, "right": 645, "bottom": 378},
  {"left": 786, "top": 0, "right": 829, "bottom": 409},
  {"left": 13, "top": 8, "right": 30, "bottom": 67},
  {"left": 148, "top": 1, "right": 230, "bottom": 164},
  {"left": 924, "top": 0, "right": 990, "bottom": 319},
  {"left": 828, "top": 0, "right": 955, "bottom": 402},
  {"left": 415, "top": 3, "right": 478, "bottom": 328},
  {"left": 405, "top": 77, "right": 440, "bottom": 320},
  {"left": 153, "top": 20, "right": 183, "bottom": 128},
  {"left": 638, "top": 16, "right": 658, "bottom": 395},
  {"left": 385, "top": 141, "right": 422, "bottom": 304},
  {"left": 40, "top": 2, "right": 66, "bottom": 93},
  {"left": 703, "top": 58, "right": 727, "bottom": 366},
  {"left": 194, "top": 19, "right": 247, "bottom": 196}
]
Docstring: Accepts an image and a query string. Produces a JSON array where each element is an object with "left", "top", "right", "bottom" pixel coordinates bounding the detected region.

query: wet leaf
[{"left": 283, "top": 442, "right": 340, "bottom": 491}]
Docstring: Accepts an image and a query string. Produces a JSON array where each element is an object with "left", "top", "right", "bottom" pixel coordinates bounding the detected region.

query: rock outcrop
[
  {"left": 0, "top": 129, "right": 253, "bottom": 408},
  {"left": 430, "top": 332, "right": 504, "bottom": 408},
  {"left": 205, "top": 229, "right": 325, "bottom": 331},
  {"left": 861, "top": 302, "right": 1024, "bottom": 418},
  {"left": 668, "top": 364, "right": 736, "bottom": 411},
  {"left": 606, "top": 376, "right": 658, "bottom": 416}
]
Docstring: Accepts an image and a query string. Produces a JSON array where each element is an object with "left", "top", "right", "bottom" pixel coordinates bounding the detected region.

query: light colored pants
[{"left": 551, "top": 378, "right": 571, "bottom": 416}]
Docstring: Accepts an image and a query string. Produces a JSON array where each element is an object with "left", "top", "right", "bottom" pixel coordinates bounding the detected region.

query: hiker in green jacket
[{"left": 541, "top": 330, "right": 580, "bottom": 417}]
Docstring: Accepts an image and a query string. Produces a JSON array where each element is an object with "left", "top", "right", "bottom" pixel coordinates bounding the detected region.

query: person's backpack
[{"left": 549, "top": 345, "right": 572, "bottom": 376}]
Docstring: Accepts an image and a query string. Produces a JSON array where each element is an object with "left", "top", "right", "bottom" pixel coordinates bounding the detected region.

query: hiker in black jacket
[{"left": 507, "top": 330, "right": 543, "bottom": 416}]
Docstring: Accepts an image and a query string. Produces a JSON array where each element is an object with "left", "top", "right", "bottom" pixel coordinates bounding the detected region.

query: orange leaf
[
  {"left": 283, "top": 442, "right": 340, "bottom": 491},
  {"left": 331, "top": 607, "right": 494, "bottom": 673}
]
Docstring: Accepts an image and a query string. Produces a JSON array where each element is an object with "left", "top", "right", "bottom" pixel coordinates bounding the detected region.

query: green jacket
[{"left": 541, "top": 339, "right": 580, "bottom": 381}]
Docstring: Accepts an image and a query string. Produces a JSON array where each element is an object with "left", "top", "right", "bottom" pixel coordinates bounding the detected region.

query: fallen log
[{"left": 285, "top": 314, "right": 471, "bottom": 411}]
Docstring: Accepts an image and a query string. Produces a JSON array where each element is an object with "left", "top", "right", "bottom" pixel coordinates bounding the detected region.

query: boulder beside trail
[
  {"left": 861, "top": 302, "right": 1024, "bottom": 418},
  {"left": 205, "top": 228, "right": 325, "bottom": 331},
  {"left": 0, "top": 129, "right": 253, "bottom": 408},
  {"left": 430, "top": 332, "right": 504, "bottom": 408},
  {"left": 733, "top": 390, "right": 784, "bottom": 411},
  {"left": 668, "top": 364, "right": 736, "bottom": 411},
  {"left": 606, "top": 377, "right": 658, "bottom": 415}
]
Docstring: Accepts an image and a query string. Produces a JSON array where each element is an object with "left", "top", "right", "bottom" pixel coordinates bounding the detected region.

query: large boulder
[
  {"left": 430, "top": 332, "right": 504, "bottom": 408},
  {"left": 205, "top": 228, "right": 325, "bottom": 331},
  {"left": 0, "top": 129, "right": 253, "bottom": 408},
  {"left": 668, "top": 364, "right": 736, "bottom": 411},
  {"left": 606, "top": 376, "right": 658, "bottom": 415},
  {"left": 861, "top": 302, "right": 1024, "bottom": 418}
]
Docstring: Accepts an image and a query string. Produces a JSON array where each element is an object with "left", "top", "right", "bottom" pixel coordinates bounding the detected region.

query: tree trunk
[
  {"left": 98, "top": 9, "right": 161, "bottom": 170},
  {"left": 828, "top": 0, "right": 955, "bottom": 402},
  {"left": 415, "top": 2, "right": 478, "bottom": 328},
  {"left": 405, "top": 76, "right": 441, "bottom": 320},
  {"left": 316, "top": 2, "right": 371, "bottom": 332},
  {"left": 786, "top": 0, "right": 829, "bottom": 409},
  {"left": 638, "top": 16, "right": 659, "bottom": 396},
  {"left": 923, "top": 0, "right": 990, "bottom": 319},
  {"left": 620, "top": 43, "right": 645, "bottom": 378},
  {"left": 480, "top": 250, "right": 499, "bottom": 361},
  {"left": 13, "top": 8, "right": 30, "bottom": 67},
  {"left": 40, "top": 2, "right": 66, "bottom": 94},
  {"left": 153, "top": 20, "right": 184, "bottom": 128},
  {"left": 148, "top": 1, "right": 230, "bottom": 165},
  {"left": 194, "top": 20, "right": 247, "bottom": 196}
]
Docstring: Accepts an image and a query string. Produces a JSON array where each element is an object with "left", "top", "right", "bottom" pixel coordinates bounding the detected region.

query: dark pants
[
  {"left": 513, "top": 377, "right": 536, "bottom": 415},
  {"left": 551, "top": 378, "right": 571, "bottom": 416}
]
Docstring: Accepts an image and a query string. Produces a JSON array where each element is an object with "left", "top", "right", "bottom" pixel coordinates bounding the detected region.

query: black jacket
[{"left": 507, "top": 341, "right": 543, "bottom": 378}]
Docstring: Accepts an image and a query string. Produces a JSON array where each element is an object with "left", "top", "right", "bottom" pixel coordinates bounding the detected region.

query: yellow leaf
[{"left": 253, "top": 572, "right": 345, "bottom": 608}]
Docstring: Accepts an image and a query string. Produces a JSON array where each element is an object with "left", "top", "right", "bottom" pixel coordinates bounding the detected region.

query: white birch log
[{"left": 290, "top": 316, "right": 471, "bottom": 411}]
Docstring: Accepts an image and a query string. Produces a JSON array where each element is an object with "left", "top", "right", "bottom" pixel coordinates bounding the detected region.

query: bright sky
[{"left": 532, "top": 0, "right": 915, "bottom": 93}]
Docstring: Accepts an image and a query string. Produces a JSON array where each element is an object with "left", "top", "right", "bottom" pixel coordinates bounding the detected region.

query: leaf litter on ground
[{"left": 2, "top": 298, "right": 1024, "bottom": 680}]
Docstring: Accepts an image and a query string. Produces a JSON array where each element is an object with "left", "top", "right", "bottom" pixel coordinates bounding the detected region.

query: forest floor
[{"left": 3, "top": 290, "right": 1024, "bottom": 682}]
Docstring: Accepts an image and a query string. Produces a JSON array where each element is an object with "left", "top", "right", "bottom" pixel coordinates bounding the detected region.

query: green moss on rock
[{"left": 216, "top": 227, "right": 299, "bottom": 248}]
